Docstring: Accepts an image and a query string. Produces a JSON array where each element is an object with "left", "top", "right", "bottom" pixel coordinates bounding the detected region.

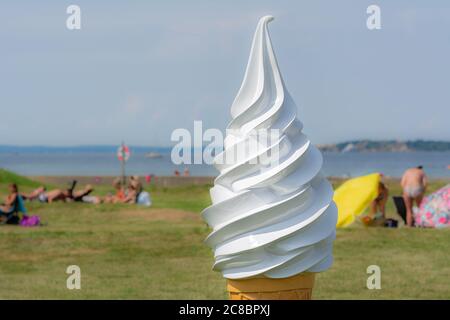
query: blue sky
[{"left": 1, "top": 1, "right": 449, "bottom": 146}]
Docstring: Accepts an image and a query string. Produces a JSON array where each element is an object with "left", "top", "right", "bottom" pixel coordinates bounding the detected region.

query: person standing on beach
[{"left": 401, "top": 166, "right": 428, "bottom": 227}]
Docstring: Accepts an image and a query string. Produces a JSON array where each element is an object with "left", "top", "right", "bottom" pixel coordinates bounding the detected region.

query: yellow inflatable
[{"left": 334, "top": 173, "right": 380, "bottom": 228}]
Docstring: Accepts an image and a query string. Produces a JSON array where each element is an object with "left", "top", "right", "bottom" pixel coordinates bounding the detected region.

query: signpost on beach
[{"left": 117, "top": 142, "right": 130, "bottom": 186}]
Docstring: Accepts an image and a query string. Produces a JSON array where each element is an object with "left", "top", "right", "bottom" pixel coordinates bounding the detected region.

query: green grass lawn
[{"left": 0, "top": 172, "right": 449, "bottom": 299}]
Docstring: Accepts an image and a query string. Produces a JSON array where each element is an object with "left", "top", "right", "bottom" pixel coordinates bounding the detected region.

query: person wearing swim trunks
[{"left": 401, "top": 166, "right": 428, "bottom": 227}]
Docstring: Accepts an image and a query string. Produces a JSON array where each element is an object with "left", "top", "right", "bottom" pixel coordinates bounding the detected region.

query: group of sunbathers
[
  {"left": 24, "top": 176, "right": 143, "bottom": 205},
  {"left": 103, "top": 176, "right": 144, "bottom": 204},
  {"left": 0, "top": 176, "right": 150, "bottom": 224},
  {"left": 1, "top": 176, "right": 145, "bottom": 210}
]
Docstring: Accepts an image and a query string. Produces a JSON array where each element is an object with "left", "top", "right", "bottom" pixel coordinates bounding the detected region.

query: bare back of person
[
  {"left": 401, "top": 167, "right": 427, "bottom": 226},
  {"left": 401, "top": 168, "right": 426, "bottom": 198}
]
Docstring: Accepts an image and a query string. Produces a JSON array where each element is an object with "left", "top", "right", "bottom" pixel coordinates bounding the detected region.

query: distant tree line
[
  {"left": 405, "top": 140, "right": 450, "bottom": 151},
  {"left": 320, "top": 140, "right": 450, "bottom": 152}
]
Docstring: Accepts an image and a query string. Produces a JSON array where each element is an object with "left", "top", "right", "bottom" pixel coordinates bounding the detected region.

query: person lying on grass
[
  {"left": 22, "top": 186, "right": 66, "bottom": 203},
  {"left": 64, "top": 184, "right": 101, "bottom": 204},
  {"left": 23, "top": 183, "right": 99, "bottom": 204}
]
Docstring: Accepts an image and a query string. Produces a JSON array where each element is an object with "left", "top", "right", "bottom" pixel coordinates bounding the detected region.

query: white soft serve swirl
[{"left": 202, "top": 16, "right": 337, "bottom": 280}]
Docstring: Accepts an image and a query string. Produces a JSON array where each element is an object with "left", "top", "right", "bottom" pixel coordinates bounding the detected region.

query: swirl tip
[{"left": 260, "top": 15, "right": 274, "bottom": 24}]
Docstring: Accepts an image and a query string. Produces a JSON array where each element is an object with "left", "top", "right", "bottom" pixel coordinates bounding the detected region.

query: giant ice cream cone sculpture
[{"left": 202, "top": 16, "right": 337, "bottom": 300}]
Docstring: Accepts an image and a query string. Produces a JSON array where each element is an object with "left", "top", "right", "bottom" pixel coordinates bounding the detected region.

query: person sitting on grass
[
  {"left": 370, "top": 181, "right": 389, "bottom": 220},
  {"left": 121, "top": 176, "right": 142, "bottom": 204},
  {"left": 362, "top": 181, "right": 389, "bottom": 227},
  {"left": 127, "top": 176, "right": 151, "bottom": 206},
  {"left": 0, "top": 183, "right": 30, "bottom": 224},
  {"left": 0, "top": 183, "right": 19, "bottom": 214},
  {"left": 103, "top": 178, "right": 126, "bottom": 203}
]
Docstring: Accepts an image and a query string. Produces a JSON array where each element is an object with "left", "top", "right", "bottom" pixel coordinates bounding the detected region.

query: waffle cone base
[{"left": 227, "top": 273, "right": 315, "bottom": 300}]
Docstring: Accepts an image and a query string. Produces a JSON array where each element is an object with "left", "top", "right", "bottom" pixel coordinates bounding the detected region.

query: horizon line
[{"left": 0, "top": 139, "right": 449, "bottom": 149}]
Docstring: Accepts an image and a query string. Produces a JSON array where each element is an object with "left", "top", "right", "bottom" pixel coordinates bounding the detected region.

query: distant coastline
[
  {"left": 0, "top": 139, "right": 449, "bottom": 154},
  {"left": 317, "top": 140, "right": 450, "bottom": 152}
]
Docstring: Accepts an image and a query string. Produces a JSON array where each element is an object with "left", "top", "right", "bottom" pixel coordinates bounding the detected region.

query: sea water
[{"left": 0, "top": 151, "right": 449, "bottom": 178}]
